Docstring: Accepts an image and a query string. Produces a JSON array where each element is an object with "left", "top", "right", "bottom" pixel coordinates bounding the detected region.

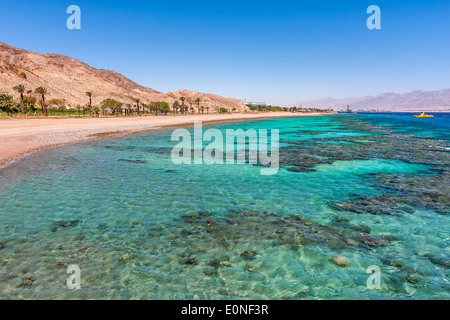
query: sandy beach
[{"left": 0, "top": 112, "right": 333, "bottom": 169}]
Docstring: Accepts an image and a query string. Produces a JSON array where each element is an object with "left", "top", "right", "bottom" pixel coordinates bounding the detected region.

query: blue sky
[{"left": 1, "top": 0, "right": 449, "bottom": 105}]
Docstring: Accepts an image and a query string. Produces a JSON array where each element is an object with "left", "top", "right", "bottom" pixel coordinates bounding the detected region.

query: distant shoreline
[
  {"left": 0, "top": 112, "right": 335, "bottom": 170},
  {"left": 356, "top": 111, "right": 449, "bottom": 113}
]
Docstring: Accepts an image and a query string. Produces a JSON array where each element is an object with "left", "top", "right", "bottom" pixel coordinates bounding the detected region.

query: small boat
[{"left": 414, "top": 112, "right": 434, "bottom": 118}]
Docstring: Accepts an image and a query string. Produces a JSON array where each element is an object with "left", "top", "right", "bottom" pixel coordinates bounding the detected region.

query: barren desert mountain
[
  {"left": 0, "top": 42, "right": 246, "bottom": 111},
  {"left": 294, "top": 89, "right": 450, "bottom": 112}
]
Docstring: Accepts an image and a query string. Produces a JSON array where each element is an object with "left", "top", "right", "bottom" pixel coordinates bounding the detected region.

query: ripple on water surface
[{"left": 0, "top": 114, "right": 449, "bottom": 299}]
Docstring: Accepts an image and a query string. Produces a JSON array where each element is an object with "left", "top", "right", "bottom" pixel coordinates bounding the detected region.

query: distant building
[{"left": 242, "top": 101, "right": 267, "bottom": 107}]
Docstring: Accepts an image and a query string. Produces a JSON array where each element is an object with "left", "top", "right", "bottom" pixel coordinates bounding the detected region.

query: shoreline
[
  {"left": 357, "top": 111, "right": 449, "bottom": 113},
  {"left": 0, "top": 112, "right": 334, "bottom": 170}
]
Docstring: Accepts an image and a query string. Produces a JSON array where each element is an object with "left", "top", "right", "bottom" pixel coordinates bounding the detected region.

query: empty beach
[{"left": 0, "top": 112, "right": 332, "bottom": 168}]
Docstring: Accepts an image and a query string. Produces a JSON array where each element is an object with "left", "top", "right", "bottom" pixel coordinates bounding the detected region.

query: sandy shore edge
[{"left": 0, "top": 112, "right": 334, "bottom": 170}]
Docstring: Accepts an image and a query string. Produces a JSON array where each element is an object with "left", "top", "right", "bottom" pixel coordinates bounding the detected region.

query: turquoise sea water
[{"left": 0, "top": 113, "right": 449, "bottom": 299}]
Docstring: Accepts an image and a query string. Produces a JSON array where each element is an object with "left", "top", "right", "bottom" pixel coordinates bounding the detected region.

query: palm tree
[
  {"left": 0, "top": 94, "right": 14, "bottom": 116},
  {"left": 141, "top": 103, "right": 149, "bottom": 115},
  {"left": 13, "top": 85, "right": 26, "bottom": 115},
  {"left": 187, "top": 98, "right": 194, "bottom": 114},
  {"left": 172, "top": 101, "right": 180, "bottom": 114},
  {"left": 101, "top": 98, "right": 116, "bottom": 116},
  {"left": 117, "top": 102, "right": 124, "bottom": 117},
  {"left": 195, "top": 97, "right": 201, "bottom": 113},
  {"left": 86, "top": 92, "right": 92, "bottom": 116},
  {"left": 35, "top": 87, "right": 48, "bottom": 116},
  {"left": 92, "top": 106, "right": 100, "bottom": 117},
  {"left": 133, "top": 98, "right": 140, "bottom": 116},
  {"left": 160, "top": 102, "right": 170, "bottom": 115},
  {"left": 38, "top": 99, "right": 46, "bottom": 116},
  {"left": 75, "top": 105, "right": 82, "bottom": 117},
  {"left": 60, "top": 99, "right": 66, "bottom": 116},
  {"left": 82, "top": 104, "right": 90, "bottom": 117},
  {"left": 23, "top": 96, "right": 36, "bottom": 115},
  {"left": 125, "top": 104, "right": 132, "bottom": 116},
  {"left": 206, "top": 106, "right": 210, "bottom": 114},
  {"left": 179, "top": 97, "right": 186, "bottom": 114},
  {"left": 86, "top": 92, "right": 92, "bottom": 105}
]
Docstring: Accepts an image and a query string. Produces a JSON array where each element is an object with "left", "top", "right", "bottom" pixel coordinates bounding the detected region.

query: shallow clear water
[{"left": 0, "top": 113, "right": 448, "bottom": 299}]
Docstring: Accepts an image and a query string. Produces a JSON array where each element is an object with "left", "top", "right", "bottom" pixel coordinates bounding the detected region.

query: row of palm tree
[
  {"left": 11, "top": 84, "right": 48, "bottom": 116},
  {"left": 97, "top": 96, "right": 215, "bottom": 116},
  {"left": 100, "top": 99, "right": 174, "bottom": 116},
  {"left": 5, "top": 85, "right": 233, "bottom": 117}
]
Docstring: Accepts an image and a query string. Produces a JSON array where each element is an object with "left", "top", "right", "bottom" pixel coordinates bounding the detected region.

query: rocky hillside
[{"left": 0, "top": 42, "right": 246, "bottom": 111}]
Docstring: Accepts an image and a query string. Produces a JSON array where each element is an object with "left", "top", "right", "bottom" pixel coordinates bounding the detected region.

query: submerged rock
[
  {"left": 331, "top": 196, "right": 403, "bottom": 216},
  {"left": 181, "top": 254, "right": 198, "bottom": 266},
  {"left": 330, "top": 255, "right": 351, "bottom": 267},
  {"left": 383, "top": 234, "right": 399, "bottom": 242},
  {"left": 53, "top": 220, "right": 80, "bottom": 228},
  {"left": 425, "top": 253, "right": 450, "bottom": 268},
  {"left": 208, "top": 259, "right": 221, "bottom": 268},
  {"left": 131, "top": 221, "right": 141, "bottom": 228},
  {"left": 245, "top": 264, "right": 256, "bottom": 272},
  {"left": 203, "top": 268, "right": 218, "bottom": 277},
  {"left": 75, "top": 233, "right": 84, "bottom": 240},
  {"left": 240, "top": 251, "right": 257, "bottom": 261},
  {"left": 357, "top": 235, "right": 388, "bottom": 247},
  {"left": 334, "top": 216, "right": 350, "bottom": 223},
  {"left": 208, "top": 257, "right": 230, "bottom": 269},
  {"left": 17, "top": 277, "right": 36, "bottom": 288},
  {"left": 296, "top": 291, "right": 309, "bottom": 299},
  {"left": 406, "top": 274, "right": 420, "bottom": 284},
  {"left": 287, "top": 166, "right": 315, "bottom": 173},
  {"left": 352, "top": 225, "right": 371, "bottom": 234},
  {"left": 119, "top": 253, "right": 132, "bottom": 262},
  {"left": 381, "top": 258, "right": 404, "bottom": 269},
  {"left": 346, "top": 239, "right": 359, "bottom": 247},
  {"left": 118, "top": 159, "right": 147, "bottom": 164}
]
